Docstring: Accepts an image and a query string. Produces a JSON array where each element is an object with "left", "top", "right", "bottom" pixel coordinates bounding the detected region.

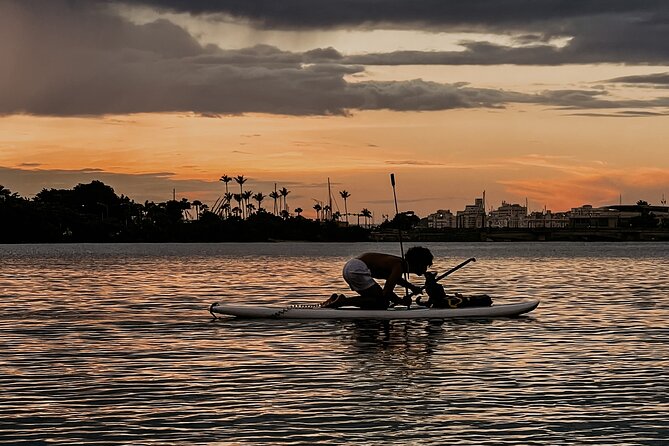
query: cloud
[
  {"left": 605, "top": 72, "right": 669, "bottom": 86},
  {"left": 106, "top": 1, "right": 669, "bottom": 65},
  {"left": 99, "top": 1, "right": 666, "bottom": 31},
  {"left": 385, "top": 160, "right": 446, "bottom": 166},
  {"left": 2, "top": 1, "right": 669, "bottom": 117},
  {"left": 568, "top": 111, "right": 669, "bottom": 117}
]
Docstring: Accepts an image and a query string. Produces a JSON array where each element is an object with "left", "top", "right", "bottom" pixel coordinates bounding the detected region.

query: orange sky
[{"left": 1, "top": 1, "right": 668, "bottom": 218}]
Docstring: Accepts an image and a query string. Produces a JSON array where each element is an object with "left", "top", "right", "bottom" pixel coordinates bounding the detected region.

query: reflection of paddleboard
[{"left": 209, "top": 300, "right": 539, "bottom": 320}]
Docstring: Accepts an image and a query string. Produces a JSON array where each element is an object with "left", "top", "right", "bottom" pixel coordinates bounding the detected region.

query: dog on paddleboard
[{"left": 417, "top": 271, "right": 492, "bottom": 308}]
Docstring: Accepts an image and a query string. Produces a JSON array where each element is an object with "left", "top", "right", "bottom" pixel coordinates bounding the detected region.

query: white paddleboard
[{"left": 209, "top": 299, "right": 539, "bottom": 320}]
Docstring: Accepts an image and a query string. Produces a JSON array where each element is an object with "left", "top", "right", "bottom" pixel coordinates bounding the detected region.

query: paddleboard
[{"left": 209, "top": 299, "right": 539, "bottom": 320}]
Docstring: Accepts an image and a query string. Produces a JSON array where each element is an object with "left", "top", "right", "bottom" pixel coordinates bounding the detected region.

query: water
[{"left": 1, "top": 242, "right": 667, "bottom": 445}]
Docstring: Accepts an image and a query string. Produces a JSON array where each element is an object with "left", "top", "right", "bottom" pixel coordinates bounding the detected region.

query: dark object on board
[{"left": 417, "top": 271, "right": 493, "bottom": 308}]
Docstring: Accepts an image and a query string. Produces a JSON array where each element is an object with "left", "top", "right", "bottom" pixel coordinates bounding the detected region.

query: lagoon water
[{"left": 1, "top": 242, "right": 667, "bottom": 445}]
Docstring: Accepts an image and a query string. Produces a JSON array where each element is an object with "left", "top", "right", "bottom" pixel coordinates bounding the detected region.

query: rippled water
[{"left": 1, "top": 242, "right": 668, "bottom": 445}]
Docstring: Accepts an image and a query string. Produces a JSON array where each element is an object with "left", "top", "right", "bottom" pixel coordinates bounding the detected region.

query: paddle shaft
[
  {"left": 409, "top": 257, "right": 476, "bottom": 297},
  {"left": 390, "top": 173, "right": 405, "bottom": 260},
  {"left": 390, "top": 173, "right": 408, "bottom": 297}
]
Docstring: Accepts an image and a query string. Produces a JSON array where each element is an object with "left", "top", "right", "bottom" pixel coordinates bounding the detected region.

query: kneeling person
[{"left": 321, "top": 246, "right": 433, "bottom": 310}]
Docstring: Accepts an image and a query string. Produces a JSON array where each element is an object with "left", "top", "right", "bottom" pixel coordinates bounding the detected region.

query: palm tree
[
  {"left": 323, "top": 205, "right": 331, "bottom": 221},
  {"left": 295, "top": 207, "right": 303, "bottom": 217},
  {"left": 222, "top": 200, "right": 231, "bottom": 218},
  {"left": 233, "top": 193, "right": 242, "bottom": 218},
  {"left": 313, "top": 203, "right": 322, "bottom": 221},
  {"left": 246, "top": 202, "right": 256, "bottom": 216},
  {"left": 220, "top": 175, "right": 232, "bottom": 194},
  {"left": 241, "top": 190, "right": 253, "bottom": 219},
  {"left": 269, "top": 191, "right": 279, "bottom": 215},
  {"left": 339, "top": 190, "right": 350, "bottom": 224},
  {"left": 223, "top": 192, "right": 233, "bottom": 218},
  {"left": 279, "top": 187, "right": 290, "bottom": 213},
  {"left": 361, "top": 208, "right": 372, "bottom": 227},
  {"left": 233, "top": 175, "right": 246, "bottom": 217},
  {"left": 253, "top": 192, "right": 266, "bottom": 212}
]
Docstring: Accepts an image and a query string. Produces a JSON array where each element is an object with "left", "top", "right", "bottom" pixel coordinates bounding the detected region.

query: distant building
[
  {"left": 526, "top": 211, "right": 569, "bottom": 228},
  {"left": 457, "top": 198, "right": 486, "bottom": 229},
  {"left": 569, "top": 205, "right": 621, "bottom": 229},
  {"left": 426, "top": 209, "right": 456, "bottom": 229},
  {"left": 487, "top": 201, "right": 527, "bottom": 228},
  {"left": 603, "top": 204, "right": 669, "bottom": 228}
]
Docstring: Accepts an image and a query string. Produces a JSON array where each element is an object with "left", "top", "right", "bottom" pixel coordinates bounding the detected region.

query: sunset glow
[{"left": 2, "top": 1, "right": 668, "bottom": 218}]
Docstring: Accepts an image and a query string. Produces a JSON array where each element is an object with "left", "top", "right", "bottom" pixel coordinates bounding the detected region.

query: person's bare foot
[{"left": 321, "top": 293, "right": 345, "bottom": 308}]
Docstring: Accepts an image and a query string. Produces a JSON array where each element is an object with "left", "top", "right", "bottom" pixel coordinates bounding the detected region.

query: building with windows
[
  {"left": 456, "top": 198, "right": 486, "bottom": 229},
  {"left": 569, "top": 205, "right": 621, "bottom": 228},
  {"left": 526, "top": 211, "right": 570, "bottom": 228},
  {"left": 426, "top": 209, "right": 456, "bottom": 229},
  {"left": 487, "top": 201, "right": 527, "bottom": 228}
]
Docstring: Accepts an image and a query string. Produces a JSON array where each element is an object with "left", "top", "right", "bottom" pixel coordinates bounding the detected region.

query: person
[{"left": 321, "top": 246, "right": 433, "bottom": 310}]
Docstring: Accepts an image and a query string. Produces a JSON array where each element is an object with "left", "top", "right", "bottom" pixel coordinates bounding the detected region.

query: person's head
[{"left": 405, "top": 246, "right": 433, "bottom": 275}]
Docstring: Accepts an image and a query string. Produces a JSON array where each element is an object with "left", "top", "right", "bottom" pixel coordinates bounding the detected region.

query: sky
[{"left": 1, "top": 0, "right": 668, "bottom": 218}]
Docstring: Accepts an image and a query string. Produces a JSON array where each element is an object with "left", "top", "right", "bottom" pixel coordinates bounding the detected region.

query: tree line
[{"left": 0, "top": 181, "right": 375, "bottom": 243}]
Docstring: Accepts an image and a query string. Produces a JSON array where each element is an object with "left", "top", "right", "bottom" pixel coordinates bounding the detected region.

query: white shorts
[{"left": 342, "top": 258, "right": 377, "bottom": 292}]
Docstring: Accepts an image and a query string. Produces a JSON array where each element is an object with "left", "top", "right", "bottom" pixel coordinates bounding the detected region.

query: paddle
[
  {"left": 390, "top": 173, "right": 409, "bottom": 298},
  {"left": 408, "top": 257, "right": 476, "bottom": 298}
]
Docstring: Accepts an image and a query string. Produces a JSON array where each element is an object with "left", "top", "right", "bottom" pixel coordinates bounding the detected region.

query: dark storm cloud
[
  {"left": 2, "top": 0, "right": 668, "bottom": 117},
  {"left": 105, "top": 0, "right": 669, "bottom": 64},
  {"left": 102, "top": 1, "right": 666, "bottom": 31}
]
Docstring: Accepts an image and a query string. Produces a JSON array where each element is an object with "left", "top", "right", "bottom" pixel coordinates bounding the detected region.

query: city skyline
[{"left": 1, "top": 1, "right": 668, "bottom": 217}]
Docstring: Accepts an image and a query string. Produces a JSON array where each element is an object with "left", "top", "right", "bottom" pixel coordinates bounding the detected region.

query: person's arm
[
  {"left": 396, "top": 276, "right": 421, "bottom": 294},
  {"left": 383, "top": 260, "right": 419, "bottom": 306},
  {"left": 382, "top": 261, "right": 405, "bottom": 297}
]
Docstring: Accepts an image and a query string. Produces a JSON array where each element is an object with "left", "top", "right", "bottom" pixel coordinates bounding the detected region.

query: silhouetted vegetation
[{"left": 0, "top": 181, "right": 370, "bottom": 243}]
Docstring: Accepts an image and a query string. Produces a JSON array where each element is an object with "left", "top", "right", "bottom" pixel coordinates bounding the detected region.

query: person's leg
[{"left": 323, "top": 284, "right": 389, "bottom": 310}]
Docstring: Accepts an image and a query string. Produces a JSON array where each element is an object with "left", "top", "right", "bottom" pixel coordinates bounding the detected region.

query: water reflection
[{"left": 1, "top": 242, "right": 668, "bottom": 444}]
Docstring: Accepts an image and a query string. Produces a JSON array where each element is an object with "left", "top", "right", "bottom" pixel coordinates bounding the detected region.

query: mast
[{"left": 327, "top": 177, "right": 332, "bottom": 221}]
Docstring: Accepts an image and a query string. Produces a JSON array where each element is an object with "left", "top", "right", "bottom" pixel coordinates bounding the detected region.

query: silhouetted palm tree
[
  {"left": 220, "top": 175, "right": 232, "bottom": 194},
  {"left": 269, "top": 191, "right": 279, "bottom": 215},
  {"left": 339, "top": 190, "right": 350, "bottom": 224},
  {"left": 279, "top": 187, "right": 290, "bottom": 213},
  {"left": 295, "top": 207, "right": 303, "bottom": 217},
  {"left": 253, "top": 192, "right": 266, "bottom": 212},
  {"left": 233, "top": 193, "right": 242, "bottom": 217},
  {"left": 223, "top": 192, "right": 233, "bottom": 218},
  {"left": 323, "top": 205, "right": 331, "bottom": 221},
  {"left": 246, "top": 202, "right": 256, "bottom": 216},
  {"left": 361, "top": 208, "right": 372, "bottom": 227},
  {"left": 241, "top": 190, "right": 253, "bottom": 219},
  {"left": 313, "top": 203, "right": 322, "bottom": 221}
]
